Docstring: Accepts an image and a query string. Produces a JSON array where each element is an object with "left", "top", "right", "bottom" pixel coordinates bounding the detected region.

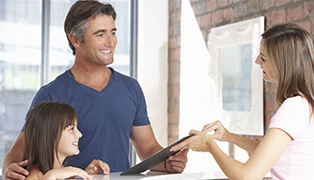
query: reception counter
[
  {"left": 88, "top": 171, "right": 272, "bottom": 180},
  {"left": 89, "top": 171, "right": 228, "bottom": 180},
  {"left": 0, "top": 170, "right": 272, "bottom": 180}
]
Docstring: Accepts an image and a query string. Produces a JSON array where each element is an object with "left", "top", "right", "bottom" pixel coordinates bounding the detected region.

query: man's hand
[
  {"left": 3, "top": 160, "right": 29, "bottom": 180},
  {"left": 165, "top": 149, "right": 189, "bottom": 173}
]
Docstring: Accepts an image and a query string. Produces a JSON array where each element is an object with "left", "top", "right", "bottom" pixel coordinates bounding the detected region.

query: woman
[
  {"left": 24, "top": 102, "right": 110, "bottom": 179},
  {"left": 171, "top": 23, "right": 314, "bottom": 179}
]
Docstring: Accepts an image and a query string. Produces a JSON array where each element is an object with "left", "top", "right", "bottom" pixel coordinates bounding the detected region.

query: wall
[
  {"left": 137, "top": 0, "right": 169, "bottom": 146},
  {"left": 168, "top": 0, "right": 314, "bottom": 143}
]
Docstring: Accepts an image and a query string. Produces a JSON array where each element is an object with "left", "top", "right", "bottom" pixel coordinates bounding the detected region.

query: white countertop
[
  {"left": 89, "top": 171, "right": 228, "bottom": 180},
  {"left": 0, "top": 171, "right": 272, "bottom": 180}
]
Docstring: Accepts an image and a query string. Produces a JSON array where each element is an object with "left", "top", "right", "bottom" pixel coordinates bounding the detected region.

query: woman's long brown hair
[{"left": 262, "top": 23, "right": 314, "bottom": 118}]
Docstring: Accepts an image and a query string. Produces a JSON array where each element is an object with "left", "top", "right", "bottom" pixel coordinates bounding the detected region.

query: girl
[
  {"left": 24, "top": 102, "right": 110, "bottom": 179},
  {"left": 171, "top": 23, "right": 314, "bottom": 179}
]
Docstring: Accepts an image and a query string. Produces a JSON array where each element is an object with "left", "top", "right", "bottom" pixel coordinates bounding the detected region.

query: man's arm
[
  {"left": 130, "top": 125, "right": 163, "bottom": 161},
  {"left": 2, "top": 132, "right": 29, "bottom": 180},
  {"left": 130, "top": 125, "right": 188, "bottom": 173}
]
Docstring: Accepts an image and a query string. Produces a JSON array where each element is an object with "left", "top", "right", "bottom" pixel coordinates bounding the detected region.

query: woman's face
[
  {"left": 255, "top": 39, "right": 277, "bottom": 83},
  {"left": 57, "top": 121, "right": 82, "bottom": 162}
]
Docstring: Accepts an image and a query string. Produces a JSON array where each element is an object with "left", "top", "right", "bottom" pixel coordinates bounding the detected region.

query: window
[
  {"left": 0, "top": 0, "right": 135, "bottom": 170},
  {"left": 0, "top": 1, "right": 41, "bottom": 169}
]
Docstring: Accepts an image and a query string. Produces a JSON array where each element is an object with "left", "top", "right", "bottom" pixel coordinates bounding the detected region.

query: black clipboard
[{"left": 120, "top": 134, "right": 193, "bottom": 175}]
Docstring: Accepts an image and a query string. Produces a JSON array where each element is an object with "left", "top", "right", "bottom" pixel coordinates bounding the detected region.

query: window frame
[{"left": 0, "top": 0, "right": 138, "bottom": 170}]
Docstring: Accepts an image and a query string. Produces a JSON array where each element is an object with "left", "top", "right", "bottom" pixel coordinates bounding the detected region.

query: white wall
[{"left": 137, "top": 0, "right": 168, "bottom": 146}]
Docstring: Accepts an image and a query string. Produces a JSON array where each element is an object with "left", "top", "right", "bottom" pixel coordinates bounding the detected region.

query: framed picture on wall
[{"left": 207, "top": 16, "right": 265, "bottom": 136}]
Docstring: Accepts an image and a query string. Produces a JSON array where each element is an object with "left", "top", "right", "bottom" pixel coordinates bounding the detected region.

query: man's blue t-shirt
[{"left": 27, "top": 67, "right": 151, "bottom": 172}]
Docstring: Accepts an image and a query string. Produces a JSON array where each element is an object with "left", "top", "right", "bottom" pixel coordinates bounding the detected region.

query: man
[{"left": 2, "top": 1, "right": 188, "bottom": 179}]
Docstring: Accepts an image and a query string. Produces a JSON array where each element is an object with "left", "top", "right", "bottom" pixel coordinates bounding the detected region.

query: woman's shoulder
[
  {"left": 270, "top": 95, "right": 312, "bottom": 138},
  {"left": 281, "top": 96, "right": 309, "bottom": 108}
]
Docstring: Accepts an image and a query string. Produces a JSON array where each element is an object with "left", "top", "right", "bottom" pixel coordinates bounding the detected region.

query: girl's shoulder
[{"left": 26, "top": 167, "right": 44, "bottom": 180}]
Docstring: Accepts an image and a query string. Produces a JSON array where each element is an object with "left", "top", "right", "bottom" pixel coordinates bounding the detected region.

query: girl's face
[
  {"left": 255, "top": 39, "right": 277, "bottom": 83},
  {"left": 57, "top": 122, "right": 82, "bottom": 161}
]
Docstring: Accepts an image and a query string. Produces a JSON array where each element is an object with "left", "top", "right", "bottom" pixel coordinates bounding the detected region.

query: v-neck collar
[{"left": 66, "top": 68, "right": 114, "bottom": 93}]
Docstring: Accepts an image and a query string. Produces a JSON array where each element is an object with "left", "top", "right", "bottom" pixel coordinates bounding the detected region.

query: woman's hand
[
  {"left": 170, "top": 130, "right": 214, "bottom": 153},
  {"left": 202, "top": 120, "right": 232, "bottom": 142},
  {"left": 85, "top": 159, "right": 110, "bottom": 175}
]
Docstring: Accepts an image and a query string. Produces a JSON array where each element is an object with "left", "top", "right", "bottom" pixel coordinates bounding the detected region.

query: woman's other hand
[{"left": 202, "top": 120, "right": 232, "bottom": 142}]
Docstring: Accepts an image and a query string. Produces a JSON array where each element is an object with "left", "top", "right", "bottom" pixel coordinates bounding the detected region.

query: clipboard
[{"left": 120, "top": 134, "right": 193, "bottom": 175}]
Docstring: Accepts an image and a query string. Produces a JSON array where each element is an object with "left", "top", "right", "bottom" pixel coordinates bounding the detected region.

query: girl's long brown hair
[{"left": 23, "top": 102, "right": 78, "bottom": 173}]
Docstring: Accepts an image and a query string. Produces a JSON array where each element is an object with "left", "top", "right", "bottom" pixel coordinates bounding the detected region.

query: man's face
[{"left": 78, "top": 14, "right": 117, "bottom": 66}]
